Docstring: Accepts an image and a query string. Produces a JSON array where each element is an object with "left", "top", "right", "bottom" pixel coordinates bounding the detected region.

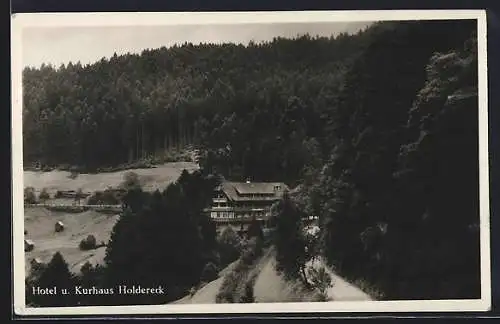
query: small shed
[
  {"left": 24, "top": 239, "right": 35, "bottom": 252},
  {"left": 55, "top": 221, "right": 65, "bottom": 232}
]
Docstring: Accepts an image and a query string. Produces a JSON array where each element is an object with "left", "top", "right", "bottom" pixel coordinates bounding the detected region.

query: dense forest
[
  {"left": 23, "top": 23, "right": 387, "bottom": 182},
  {"left": 24, "top": 19, "right": 481, "bottom": 304},
  {"left": 294, "top": 20, "right": 480, "bottom": 299}
]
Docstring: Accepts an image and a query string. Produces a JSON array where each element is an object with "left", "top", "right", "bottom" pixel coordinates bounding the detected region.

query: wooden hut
[
  {"left": 55, "top": 221, "right": 64, "bottom": 232},
  {"left": 24, "top": 239, "right": 35, "bottom": 252}
]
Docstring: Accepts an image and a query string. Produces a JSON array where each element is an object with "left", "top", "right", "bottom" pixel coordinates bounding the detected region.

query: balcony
[
  {"left": 211, "top": 215, "right": 271, "bottom": 223},
  {"left": 206, "top": 206, "right": 269, "bottom": 213}
]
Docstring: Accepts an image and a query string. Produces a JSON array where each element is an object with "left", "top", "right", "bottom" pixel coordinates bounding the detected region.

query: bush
[
  {"left": 215, "top": 236, "right": 264, "bottom": 303},
  {"left": 241, "top": 248, "right": 257, "bottom": 265},
  {"left": 87, "top": 189, "right": 120, "bottom": 205},
  {"left": 217, "top": 227, "right": 243, "bottom": 267},
  {"left": 307, "top": 266, "right": 333, "bottom": 299},
  {"left": 121, "top": 171, "right": 141, "bottom": 190},
  {"left": 311, "top": 291, "right": 331, "bottom": 302},
  {"left": 79, "top": 235, "right": 97, "bottom": 251},
  {"left": 201, "top": 262, "right": 219, "bottom": 282},
  {"left": 27, "top": 252, "right": 75, "bottom": 307},
  {"left": 24, "top": 187, "right": 37, "bottom": 204},
  {"left": 247, "top": 217, "right": 264, "bottom": 240},
  {"left": 39, "top": 188, "right": 50, "bottom": 202},
  {"left": 215, "top": 289, "right": 234, "bottom": 303},
  {"left": 242, "top": 237, "right": 263, "bottom": 263},
  {"left": 239, "top": 281, "right": 255, "bottom": 303}
]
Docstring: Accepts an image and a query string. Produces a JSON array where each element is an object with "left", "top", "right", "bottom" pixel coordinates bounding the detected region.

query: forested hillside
[
  {"left": 295, "top": 20, "right": 480, "bottom": 299},
  {"left": 24, "top": 19, "right": 481, "bottom": 303},
  {"left": 23, "top": 23, "right": 385, "bottom": 179}
]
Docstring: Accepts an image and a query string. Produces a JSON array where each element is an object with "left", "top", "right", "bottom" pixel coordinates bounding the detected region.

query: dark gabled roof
[{"left": 219, "top": 181, "right": 288, "bottom": 202}]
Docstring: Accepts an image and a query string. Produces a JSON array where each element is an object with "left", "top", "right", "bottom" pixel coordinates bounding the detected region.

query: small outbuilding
[
  {"left": 55, "top": 221, "right": 65, "bottom": 232},
  {"left": 24, "top": 239, "right": 35, "bottom": 252}
]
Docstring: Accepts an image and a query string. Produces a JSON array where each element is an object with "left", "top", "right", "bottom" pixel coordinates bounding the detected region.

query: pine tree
[
  {"left": 247, "top": 216, "right": 264, "bottom": 241},
  {"left": 274, "top": 191, "right": 309, "bottom": 285},
  {"left": 28, "top": 252, "right": 76, "bottom": 307},
  {"left": 217, "top": 226, "right": 243, "bottom": 267}
]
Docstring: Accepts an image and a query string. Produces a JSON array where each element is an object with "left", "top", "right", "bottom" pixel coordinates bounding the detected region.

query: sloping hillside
[
  {"left": 253, "top": 250, "right": 372, "bottom": 303},
  {"left": 24, "top": 207, "right": 119, "bottom": 274},
  {"left": 24, "top": 162, "right": 199, "bottom": 196},
  {"left": 171, "top": 260, "right": 240, "bottom": 304},
  {"left": 305, "top": 257, "right": 372, "bottom": 302}
]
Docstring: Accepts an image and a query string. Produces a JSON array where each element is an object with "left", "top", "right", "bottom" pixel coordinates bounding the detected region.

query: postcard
[{"left": 11, "top": 9, "right": 490, "bottom": 316}]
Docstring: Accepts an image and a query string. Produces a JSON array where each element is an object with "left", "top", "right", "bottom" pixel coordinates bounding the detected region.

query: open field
[
  {"left": 24, "top": 207, "right": 120, "bottom": 275},
  {"left": 23, "top": 162, "right": 200, "bottom": 196},
  {"left": 23, "top": 162, "right": 198, "bottom": 277}
]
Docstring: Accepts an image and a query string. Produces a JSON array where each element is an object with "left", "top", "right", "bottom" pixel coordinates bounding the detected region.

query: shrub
[
  {"left": 241, "top": 248, "right": 256, "bottom": 265},
  {"left": 201, "top": 262, "right": 219, "bottom": 282},
  {"left": 217, "top": 227, "right": 243, "bottom": 267},
  {"left": 307, "top": 266, "right": 333, "bottom": 300},
  {"left": 216, "top": 259, "right": 251, "bottom": 303},
  {"left": 216, "top": 236, "right": 264, "bottom": 303},
  {"left": 311, "top": 291, "right": 331, "bottom": 302},
  {"left": 215, "top": 289, "right": 234, "bottom": 303},
  {"left": 239, "top": 281, "right": 255, "bottom": 303},
  {"left": 87, "top": 189, "right": 120, "bottom": 205},
  {"left": 242, "top": 237, "right": 263, "bottom": 262},
  {"left": 79, "top": 235, "right": 97, "bottom": 251},
  {"left": 39, "top": 188, "right": 50, "bottom": 202},
  {"left": 247, "top": 217, "right": 264, "bottom": 240},
  {"left": 122, "top": 171, "right": 141, "bottom": 190},
  {"left": 24, "top": 187, "right": 37, "bottom": 204}
]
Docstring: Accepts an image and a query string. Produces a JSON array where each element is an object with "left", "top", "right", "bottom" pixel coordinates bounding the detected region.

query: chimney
[{"left": 246, "top": 177, "right": 251, "bottom": 184}]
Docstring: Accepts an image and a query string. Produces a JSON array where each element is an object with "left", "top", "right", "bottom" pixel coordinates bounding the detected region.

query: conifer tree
[{"left": 28, "top": 252, "right": 75, "bottom": 307}]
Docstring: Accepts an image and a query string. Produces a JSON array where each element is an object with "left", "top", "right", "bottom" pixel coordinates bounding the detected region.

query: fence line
[{"left": 24, "top": 203, "right": 123, "bottom": 212}]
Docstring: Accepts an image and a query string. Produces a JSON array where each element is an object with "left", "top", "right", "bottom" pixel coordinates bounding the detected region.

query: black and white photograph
[{"left": 11, "top": 10, "right": 490, "bottom": 315}]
